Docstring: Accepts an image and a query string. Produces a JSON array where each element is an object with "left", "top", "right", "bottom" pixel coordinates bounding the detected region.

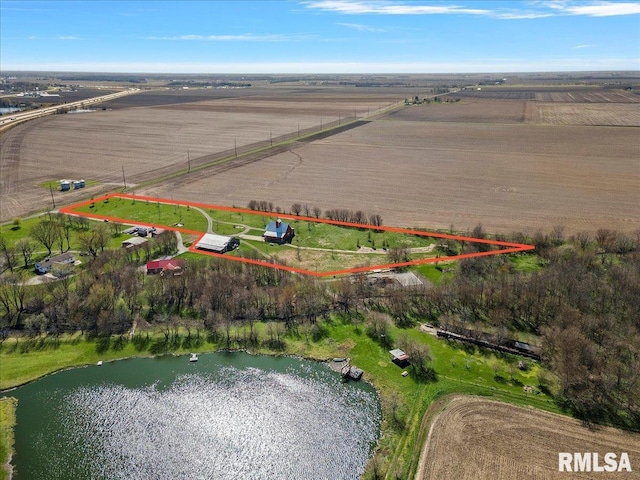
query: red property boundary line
[{"left": 59, "top": 193, "right": 535, "bottom": 277}]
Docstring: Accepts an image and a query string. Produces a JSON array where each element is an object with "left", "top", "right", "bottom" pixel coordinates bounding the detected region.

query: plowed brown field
[
  {"left": 2, "top": 87, "right": 638, "bottom": 235},
  {"left": 416, "top": 396, "right": 640, "bottom": 480},
  {"left": 143, "top": 112, "right": 640, "bottom": 234},
  {"left": 0, "top": 89, "right": 395, "bottom": 221}
]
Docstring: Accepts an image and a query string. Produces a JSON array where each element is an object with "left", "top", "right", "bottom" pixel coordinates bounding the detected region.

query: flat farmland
[
  {"left": 415, "top": 396, "right": 640, "bottom": 480},
  {"left": 143, "top": 112, "right": 640, "bottom": 235},
  {"left": 402, "top": 96, "right": 640, "bottom": 126},
  {"left": 533, "top": 103, "right": 640, "bottom": 126},
  {"left": 452, "top": 87, "right": 640, "bottom": 103},
  {"left": 399, "top": 99, "right": 528, "bottom": 123},
  {"left": 2, "top": 86, "right": 638, "bottom": 235},
  {"left": 0, "top": 89, "right": 394, "bottom": 221}
]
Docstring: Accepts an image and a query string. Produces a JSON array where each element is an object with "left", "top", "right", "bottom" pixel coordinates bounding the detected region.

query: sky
[{"left": 1, "top": 0, "right": 639, "bottom": 74}]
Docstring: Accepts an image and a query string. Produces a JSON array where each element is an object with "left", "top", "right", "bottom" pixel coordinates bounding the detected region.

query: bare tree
[
  {"left": 351, "top": 210, "right": 367, "bottom": 224},
  {"left": 369, "top": 213, "right": 383, "bottom": 227},
  {"left": 0, "top": 271, "right": 29, "bottom": 326},
  {"left": 31, "top": 220, "right": 60, "bottom": 256},
  {"left": 572, "top": 231, "right": 592, "bottom": 251},
  {"left": 15, "top": 237, "right": 37, "bottom": 269},
  {"left": 0, "top": 237, "right": 17, "bottom": 273},
  {"left": 388, "top": 245, "right": 410, "bottom": 265}
]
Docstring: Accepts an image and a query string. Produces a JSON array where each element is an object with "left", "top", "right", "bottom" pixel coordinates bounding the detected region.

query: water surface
[{"left": 6, "top": 352, "right": 380, "bottom": 480}]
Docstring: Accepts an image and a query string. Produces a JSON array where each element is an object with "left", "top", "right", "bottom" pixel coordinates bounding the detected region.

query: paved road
[{"left": 0, "top": 88, "right": 140, "bottom": 133}]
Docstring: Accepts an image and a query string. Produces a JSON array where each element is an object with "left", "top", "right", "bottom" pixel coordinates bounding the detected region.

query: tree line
[
  {"left": 247, "top": 200, "right": 383, "bottom": 226},
  {"left": 1, "top": 221, "right": 638, "bottom": 429}
]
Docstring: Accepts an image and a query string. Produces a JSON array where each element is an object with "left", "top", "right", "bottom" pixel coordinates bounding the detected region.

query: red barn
[{"left": 146, "top": 258, "right": 186, "bottom": 275}]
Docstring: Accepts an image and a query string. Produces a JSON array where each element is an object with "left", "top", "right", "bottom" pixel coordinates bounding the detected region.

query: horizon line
[{"left": 2, "top": 68, "right": 639, "bottom": 76}]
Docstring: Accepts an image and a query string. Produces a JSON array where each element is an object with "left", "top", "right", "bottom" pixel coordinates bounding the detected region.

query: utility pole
[
  {"left": 187, "top": 149, "right": 191, "bottom": 173},
  {"left": 234, "top": 139, "right": 237, "bottom": 158},
  {"left": 122, "top": 165, "right": 127, "bottom": 190},
  {"left": 270, "top": 130, "right": 272, "bottom": 147},
  {"left": 49, "top": 183, "right": 56, "bottom": 209}
]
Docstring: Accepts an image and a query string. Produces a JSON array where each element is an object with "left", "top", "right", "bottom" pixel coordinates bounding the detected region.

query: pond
[
  {"left": 5, "top": 352, "right": 381, "bottom": 480},
  {"left": 0, "top": 107, "right": 23, "bottom": 115}
]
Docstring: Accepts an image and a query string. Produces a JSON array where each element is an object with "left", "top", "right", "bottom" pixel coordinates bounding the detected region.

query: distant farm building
[
  {"left": 59, "top": 180, "right": 71, "bottom": 191},
  {"left": 146, "top": 258, "right": 186, "bottom": 275},
  {"left": 389, "top": 349, "right": 410, "bottom": 367},
  {"left": 263, "top": 219, "right": 295, "bottom": 244},
  {"left": 121, "top": 236, "right": 148, "bottom": 249},
  {"left": 35, "top": 252, "right": 75, "bottom": 275},
  {"left": 73, "top": 179, "right": 86, "bottom": 189},
  {"left": 368, "top": 272, "right": 424, "bottom": 288},
  {"left": 195, "top": 233, "right": 240, "bottom": 253}
]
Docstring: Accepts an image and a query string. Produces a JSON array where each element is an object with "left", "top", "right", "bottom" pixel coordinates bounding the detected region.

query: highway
[{"left": 0, "top": 88, "right": 140, "bottom": 132}]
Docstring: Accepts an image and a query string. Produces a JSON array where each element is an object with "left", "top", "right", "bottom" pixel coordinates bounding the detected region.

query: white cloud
[
  {"left": 573, "top": 44, "right": 592, "bottom": 49},
  {"left": 304, "top": 1, "right": 640, "bottom": 18},
  {"left": 56, "top": 35, "right": 81, "bottom": 41},
  {"left": 546, "top": 1, "right": 640, "bottom": 17},
  {"left": 146, "top": 33, "right": 310, "bottom": 42},
  {"left": 337, "top": 22, "right": 386, "bottom": 31},
  {"left": 304, "top": 1, "right": 491, "bottom": 15}
]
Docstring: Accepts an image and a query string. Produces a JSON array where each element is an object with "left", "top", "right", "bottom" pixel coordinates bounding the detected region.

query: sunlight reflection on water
[{"left": 52, "top": 365, "right": 380, "bottom": 479}]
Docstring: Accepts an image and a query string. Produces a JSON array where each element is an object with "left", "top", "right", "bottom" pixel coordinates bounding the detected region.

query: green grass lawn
[
  {"left": 0, "top": 397, "right": 16, "bottom": 480},
  {"left": 69, "top": 197, "right": 440, "bottom": 256},
  {"left": 75, "top": 197, "right": 209, "bottom": 232},
  {"left": 0, "top": 210, "right": 137, "bottom": 279},
  {"left": 410, "top": 263, "right": 449, "bottom": 284},
  {"left": 510, "top": 253, "right": 546, "bottom": 272},
  {"left": 62, "top": 196, "right": 448, "bottom": 275},
  {"left": 0, "top": 216, "right": 50, "bottom": 245},
  {"left": 290, "top": 220, "right": 435, "bottom": 251}
]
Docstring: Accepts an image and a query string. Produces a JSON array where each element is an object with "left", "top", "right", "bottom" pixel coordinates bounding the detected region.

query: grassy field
[
  {"left": 75, "top": 196, "right": 210, "bottom": 232},
  {"left": 0, "top": 397, "right": 16, "bottom": 480},
  {"left": 0, "top": 214, "right": 126, "bottom": 273},
  {"left": 72, "top": 196, "right": 439, "bottom": 252},
  {"left": 64, "top": 195, "right": 456, "bottom": 275}
]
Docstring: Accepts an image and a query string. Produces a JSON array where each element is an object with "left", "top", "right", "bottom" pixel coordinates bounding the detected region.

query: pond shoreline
[{"left": 4, "top": 350, "right": 381, "bottom": 480}]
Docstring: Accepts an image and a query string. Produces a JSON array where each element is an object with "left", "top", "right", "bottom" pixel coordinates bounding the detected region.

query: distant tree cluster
[
  {"left": 247, "top": 200, "right": 274, "bottom": 212},
  {"left": 246, "top": 200, "right": 383, "bottom": 226}
]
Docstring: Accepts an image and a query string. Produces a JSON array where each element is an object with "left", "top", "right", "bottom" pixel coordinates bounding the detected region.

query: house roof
[
  {"left": 146, "top": 259, "right": 185, "bottom": 270},
  {"left": 264, "top": 220, "right": 291, "bottom": 238},
  {"left": 389, "top": 349, "right": 409, "bottom": 361},
  {"left": 36, "top": 252, "right": 75, "bottom": 269},
  {"left": 122, "top": 236, "right": 148, "bottom": 247},
  {"left": 49, "top": 252, "right": 75, "bottom": 263},
  {"left": 196, "top": 233, "right": 233, "bottom": 251}
]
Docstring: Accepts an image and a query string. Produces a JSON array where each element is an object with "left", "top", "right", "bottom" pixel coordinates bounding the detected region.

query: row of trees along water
[{"left": 1, "top": 221, "right": 639, "bottom": 429}]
